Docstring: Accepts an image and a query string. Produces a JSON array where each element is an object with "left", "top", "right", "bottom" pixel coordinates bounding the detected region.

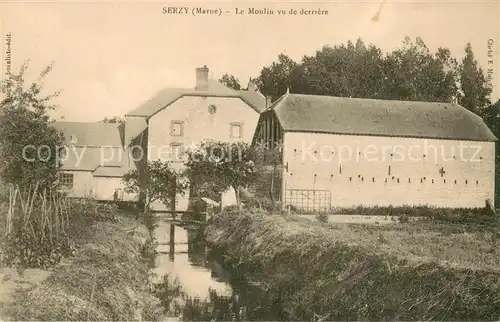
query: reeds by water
[{"left": 5, "top": 182, "right": 70, "bottom": 242}]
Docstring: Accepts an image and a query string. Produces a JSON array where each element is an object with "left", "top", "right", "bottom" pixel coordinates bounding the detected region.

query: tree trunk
[
  {"left": 269, "top": 164, "right": 277, "bottom": 202},
  {"left": 169, "top": 176, "right": 177, "bottom": 262},
  {"left": 234, "top": 185, "right": 241, "bottom": 210}
]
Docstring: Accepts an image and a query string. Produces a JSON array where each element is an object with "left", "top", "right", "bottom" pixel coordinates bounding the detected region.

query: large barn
[{"left": 253, "top": 92, "right": 497, "bottom": 210}]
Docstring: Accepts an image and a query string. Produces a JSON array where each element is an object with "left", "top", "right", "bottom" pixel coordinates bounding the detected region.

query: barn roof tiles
[{"left": 268, "top": 93, "right": 497, "bottom": 142}]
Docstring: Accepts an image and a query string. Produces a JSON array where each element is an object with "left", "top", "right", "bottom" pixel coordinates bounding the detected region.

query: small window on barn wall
[
  {"left": 60, "top": 173, "right": 74, "bottom": 189},
  {"left": 170, "top": 121, "right": 184, "bottom": 137},
  {"left": 208, "top": 104, "right": 217, "bottom": 115},
  {"left": 229, "top": 122, "right": 243, "bottom": 139}
]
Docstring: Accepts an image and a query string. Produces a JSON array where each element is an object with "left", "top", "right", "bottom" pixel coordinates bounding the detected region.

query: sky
[{"left": 0, "top": 0, "right": 499, "bottom": 122}]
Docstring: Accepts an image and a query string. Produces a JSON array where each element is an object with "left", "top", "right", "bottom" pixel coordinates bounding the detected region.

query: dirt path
[{"left": 0, "top": 267, "right": 52, "bottom": 320}]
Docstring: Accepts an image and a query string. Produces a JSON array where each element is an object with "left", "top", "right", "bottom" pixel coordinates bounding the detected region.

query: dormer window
[
  {"left": 170, "top": 121, "right": 184, "bottom": 137},
  {"left": 230, "top": 122, "right": 243, "bottom": 139}
]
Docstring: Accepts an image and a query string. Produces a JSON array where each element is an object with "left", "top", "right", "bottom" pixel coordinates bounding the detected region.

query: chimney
[
  {"left": 266, "top": 96, "right": 273, "bottom": 108},
  {"left": 247, "top": 79, "right": 258, "bottom": 91},
  {"left": 195, "top": 65, "right": 209, "bottom": 90}
]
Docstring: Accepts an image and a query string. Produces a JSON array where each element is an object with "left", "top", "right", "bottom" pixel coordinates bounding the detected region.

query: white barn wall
[
  {"left": 94, "top": 177, "right": 137, "bottom": 201},
  {"left": 282, "top": 132, "right": 495, "bottom": 208},
  {"left": 148, "top": 96, "right": 260, "bottom": 210},
  {"left": 60, "top": 170, "right": 94, "bottom": 198}
]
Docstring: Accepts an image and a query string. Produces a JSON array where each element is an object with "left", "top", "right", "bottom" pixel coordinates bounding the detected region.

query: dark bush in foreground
[{"left": 205, "top": 211, "right": 500, "bottom": 321}]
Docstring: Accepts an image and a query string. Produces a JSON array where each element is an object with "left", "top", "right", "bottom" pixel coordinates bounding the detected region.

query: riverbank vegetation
[
  {"left": 0, "top": 183, "right": 163, "bottom": 320},
  {"left": 205, "top": 209, "right": 500, "bottom": 320},
  {"left": 9, "top": 215, "right": 161, "bottom": 320}
]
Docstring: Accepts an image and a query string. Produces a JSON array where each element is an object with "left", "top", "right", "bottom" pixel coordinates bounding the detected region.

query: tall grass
[
  {"left": 1, "top": 183, "right": 120, "bottom": 269},
  {"left": 5, "top": 183, "right": 70, "bottom": 240},
  {"left": 205, "top": 211, "right": 500, "bottom": 321}
]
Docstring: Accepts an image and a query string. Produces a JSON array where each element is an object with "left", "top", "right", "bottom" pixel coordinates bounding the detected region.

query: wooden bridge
[{"left": 154, "top": 210, "right": 210, "bottom": 227}]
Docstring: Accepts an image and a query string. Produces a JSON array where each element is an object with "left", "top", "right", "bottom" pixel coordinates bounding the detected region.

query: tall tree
[
  {"left": 480, "top": 99, "right": 500, "bottom": 207},
  {"left": 219, "top": 73, "right": 241, "bottom": 90},
  {"left": 184, "top": 140, "right": 260, "bottom": 209},
  {"left": 383, "top": 36, "right": 457, "bottom": 102},
  {"left": 122, "top": 160, "right": 188, "bottom": 209},
  {"left": 458, "top": 43, "right": 492, "bottom": 113},
  {"left": 0, "top": 61, "right": 65, "bottom": 189},
  {"left": 254, "top": 37, "right": 458, "bottom": 104},
  {"left": 255, "top": 54, "right": 299, "bottom": 102},
  {"left": 298, "top": 39, "right": 386, "bottom": 98}
]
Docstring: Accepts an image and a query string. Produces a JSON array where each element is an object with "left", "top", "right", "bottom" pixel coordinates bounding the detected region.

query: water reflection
[
  {"left": 155, "top": 222, "right": 285, "bottom": 321},
  {"left": 154, "top": 223, "right": 232, "bottom": 299}
]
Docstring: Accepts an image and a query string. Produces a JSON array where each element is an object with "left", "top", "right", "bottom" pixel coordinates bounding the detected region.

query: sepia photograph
[{"left": 0, "top": 0, "right": 499, "bottom": 320}]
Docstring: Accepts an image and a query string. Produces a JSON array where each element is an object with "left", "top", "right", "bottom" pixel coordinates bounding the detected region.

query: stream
[{"left": 153, "top": 221, "right": 286, "bottom": 321}]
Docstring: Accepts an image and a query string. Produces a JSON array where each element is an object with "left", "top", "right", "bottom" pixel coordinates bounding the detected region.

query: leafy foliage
[
  {"left": 101, "top": 116, "right": 124, "bottom": 123},
  {"left": 480, "top": 99, "right": 500, "bottom": 207},
  {"left": 0, "top": 61, "right": 65, "bottom": 190},
  {"left": 252, "top": 37, "right": 491, "bottom": 109},
  {"left": 184, "top": 140, "right": 261, "bottom": 208},
  {"left": 1, "top": 184, "right": 122, "bottom": 269},
  {"left": 218, "top": 73, "right": 241, "bottom": 90},
  {"left": 3, "top": 230, "right": 75, "bottom": 269},
  {"left": 122, "top": 160, "right": 188, "bottom": 209},
  {"left": 254, "top": 53, "right": 298, "bottom": 102},
  {"left": 459, "top": 43, "right": 492, "bottom": 113}
]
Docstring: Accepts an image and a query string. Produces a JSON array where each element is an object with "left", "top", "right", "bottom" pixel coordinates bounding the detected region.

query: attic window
[
  {"left": 208, "top": 104, "right": 217, "bottom": 115},
  {"left": 70, "top": 134, "right": 78, "bottom": 144},
  {"left": 170, "top": 121, "right": 184, "bottom": 137},
  {"left": 230, "top": 122, "right": 243, "bottom": 139}
]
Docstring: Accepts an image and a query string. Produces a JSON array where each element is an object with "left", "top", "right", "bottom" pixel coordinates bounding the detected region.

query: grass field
[
  {"left": 206, "top": 210, "right": 500, "bottom": 320},
  {"left": 285, "top": 215, "right": 499, "bottom": 271}
]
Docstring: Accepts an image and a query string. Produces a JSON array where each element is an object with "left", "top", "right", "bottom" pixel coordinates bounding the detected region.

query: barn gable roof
[
  {"left": 52, "top": 121, "right": 124, "bottom": 147},
  {"left": 125, "top": 79, "right": 266, "bottom": 118},
  {"left": 269, "top": 93, "right": 497, "bottom": 142},
  {"left": 52, "top": 121, "right": 139, "bottom": 176}
]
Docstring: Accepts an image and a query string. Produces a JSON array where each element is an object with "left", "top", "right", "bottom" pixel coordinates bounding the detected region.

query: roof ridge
[
  {"left": 288, "top": 92, "right": 461, "bottom": 106},
  {"left": 271, "top": 94, "right": 497, "bottom": 142}
]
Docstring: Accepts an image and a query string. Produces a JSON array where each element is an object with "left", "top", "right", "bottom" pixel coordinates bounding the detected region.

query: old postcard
[{"left": 0, "top": 0, "right": 500, "bottom": 321}]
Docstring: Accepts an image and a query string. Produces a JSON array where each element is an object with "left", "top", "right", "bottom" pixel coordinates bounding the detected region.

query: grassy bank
[
  {"left": 6, "top": 215, "right": 162, "bottom": 320},
  {"left": 205, "top": 211, "right": 500, "bottom": 321}
]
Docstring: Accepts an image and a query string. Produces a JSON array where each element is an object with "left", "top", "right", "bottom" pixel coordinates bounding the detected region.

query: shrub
[
  {"left": 2, "top": 228, "right": 76, "bottom": 269},
  {"left": 244, "top": 196, "right": 283, "bottom": 213},
  {"left": 140, "top": 238, "right": 158, "bottom": 270},
  {"left": 10, "top": 219, "right": 162, "bottom": 321},
  {"left": 2, "top": 185, "right": 122, "bottom": 269},
  {"left": 398, "top": 214, "right": 410, "bottom": 223}
]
